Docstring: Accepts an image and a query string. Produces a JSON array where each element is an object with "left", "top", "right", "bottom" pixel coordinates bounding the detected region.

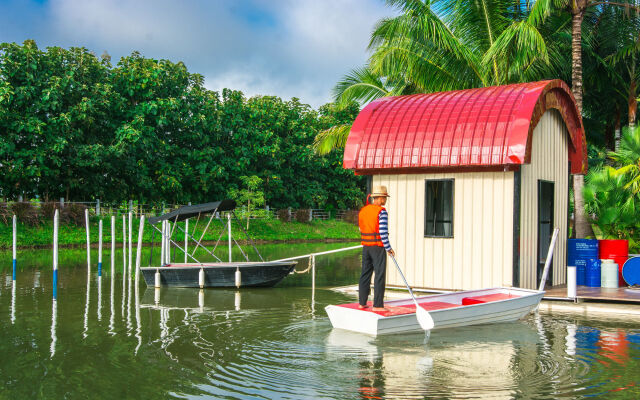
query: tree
[
  {"left": 229, "top": 175, "right": 264, "bottom": 230},
  {"left": 315, "top": 0, "right": 565, "bottom": 153},
  {"left": 530, "top": 0, "right": 640, "bottom": 238}
]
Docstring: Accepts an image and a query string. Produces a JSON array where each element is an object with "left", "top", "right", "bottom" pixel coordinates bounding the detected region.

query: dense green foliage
[
  {"left": 0, "top": 40, "right": 365, "bottom": 209},
  {"left": 585, "top": 127, "right": 640, "bottom": 249}
]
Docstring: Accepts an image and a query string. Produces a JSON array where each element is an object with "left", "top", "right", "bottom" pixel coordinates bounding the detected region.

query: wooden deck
[{"left": 544, "top": 284, "right": 640, "bottom": 303}]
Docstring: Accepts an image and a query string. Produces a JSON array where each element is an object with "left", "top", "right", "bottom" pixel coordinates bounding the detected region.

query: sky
[{"left": 0, "top": 0, "right": 390, "bottom": 108}]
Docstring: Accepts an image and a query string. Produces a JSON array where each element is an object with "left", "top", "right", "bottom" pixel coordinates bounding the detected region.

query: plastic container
[
  {"left": 601, "top": 259, "right": 619, "bottom": 288},
  {"left": 586, "top": 259, "right": 601, "bottom": 287},
  {"left": 599, "top": 239, "right": 629, "bottom": 286},
  {"left": 622, "top": 257, "right": 640, "bottom": 286},
  {"left": 568, "top": 239, "right": 599, "bottom": 286}
]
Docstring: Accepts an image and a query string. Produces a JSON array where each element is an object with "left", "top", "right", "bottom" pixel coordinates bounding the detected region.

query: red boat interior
[{"left": 338, "top": 293, "right": 520, "bottom": 317}]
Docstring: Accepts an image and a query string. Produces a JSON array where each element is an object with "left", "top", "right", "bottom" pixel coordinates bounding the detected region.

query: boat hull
[
  {"left": 140, "top": 261, "right": 297, "bottom": 288},
  {"left": 325, "top": 287, "right": 544, "bottom": 336}
]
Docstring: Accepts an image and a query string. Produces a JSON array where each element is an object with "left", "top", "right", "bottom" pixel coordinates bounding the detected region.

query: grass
[{"left": 0, "top": 217, "right": 360, "bottom": 249}]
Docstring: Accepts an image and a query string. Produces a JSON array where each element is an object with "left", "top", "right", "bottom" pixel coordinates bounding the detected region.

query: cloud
[{"left": 0, "top": 0, "right": 389, "bottom": 108}]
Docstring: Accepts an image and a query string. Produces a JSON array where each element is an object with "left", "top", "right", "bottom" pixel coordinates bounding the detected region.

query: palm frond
[
  {"left": 313, "top": 124, "right": 352, "bottom": 155},
  {"left": 332, "top": 66, "right": 395, "bottom": 108}
]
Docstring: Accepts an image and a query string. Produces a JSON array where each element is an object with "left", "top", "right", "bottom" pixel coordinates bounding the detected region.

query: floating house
[{"left": 344, "top": 80, "right": 588, "bottom": 291}]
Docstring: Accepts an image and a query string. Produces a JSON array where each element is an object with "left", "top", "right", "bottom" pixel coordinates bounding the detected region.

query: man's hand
[{"left": 387, "top": 249, "right": 395, "bottom": 257}]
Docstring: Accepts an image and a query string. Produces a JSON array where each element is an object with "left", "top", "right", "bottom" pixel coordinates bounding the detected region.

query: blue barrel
[
  {"left": 568, "top": 239, "right": 599, "bottom": 286},
  {"left": 623, "top": 257, "right": 640, "bottom": 286},
  {"left": 586, "top": 259, "right": 601, "bottom": 287}
]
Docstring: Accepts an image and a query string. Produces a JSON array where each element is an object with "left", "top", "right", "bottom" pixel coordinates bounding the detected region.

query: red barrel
[{"left": 599, "top": 239, "right": 629, "bottom": 286}]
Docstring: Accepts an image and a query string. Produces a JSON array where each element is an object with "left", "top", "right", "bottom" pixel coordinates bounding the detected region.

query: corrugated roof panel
[{"left": 343, "top": 80, "right": 587, "bottom": 174}]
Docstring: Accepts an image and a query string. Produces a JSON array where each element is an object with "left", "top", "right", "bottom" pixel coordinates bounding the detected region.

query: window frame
[{"left": 424, "top": 178, "right": 455, "bottom": 238}]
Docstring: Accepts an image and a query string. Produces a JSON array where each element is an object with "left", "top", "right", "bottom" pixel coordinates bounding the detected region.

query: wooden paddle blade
[{"left": 416, "top": 305, "right": 434, "bottom": 330}]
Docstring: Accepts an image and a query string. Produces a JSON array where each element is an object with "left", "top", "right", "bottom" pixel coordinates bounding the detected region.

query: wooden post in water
[
  {"left": 98, "top": 219, "right": 103, "bottom": 277},
  {"left": 53, "top": 209, "right": 59, "bottom": 300},
  {"left": 135, "top": 216, "right": 145, "bottom": 288},
  {"left": 85, "top": 209, "right": 91, "bottom": 272},
  {"left": 128, "top": 212, "right": 133, "bottom": 276},
  {"left": 12, "top": 215, "right": 16, "bottom": 281}
]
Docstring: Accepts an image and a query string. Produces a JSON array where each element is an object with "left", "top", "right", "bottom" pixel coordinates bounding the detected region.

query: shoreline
[{"left": 5, "top": 237, "right": 360, "bottom": 251}]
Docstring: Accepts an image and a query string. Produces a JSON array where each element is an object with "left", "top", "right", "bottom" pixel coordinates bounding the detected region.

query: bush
[
  {"left": 277, "top": 208, "right": 290, "bottom": 222},
  {"left": 40, "top": 202, "right": 59, "bottom": 220},
  {"left": 343, "top": 210, "right": 359, "bottom": 225},
  {"left": 0, "top": 203, "right": 10, "bottom": 225},
  {"left": 294, "top": 209, "right": 311, "bottom": 223},
  {"left": 61, "top": 203, "right": 87, "bottom": 226},
  {"left": 9, "top": 202, "right": 40, "bottom": 226}
]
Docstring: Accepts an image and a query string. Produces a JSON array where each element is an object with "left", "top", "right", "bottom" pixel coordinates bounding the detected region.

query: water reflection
[
  {"left": 11, "top": 281, "right": 15, "bottom": 324},
  {"left": 83, "top": 270, "right": 90, "bottom": 338},
  {"left": 2, "top": 244, "right": 640, "bottom": 399},
  {"left": 50, "top": 298, "right": 57, "bottom": 358}
]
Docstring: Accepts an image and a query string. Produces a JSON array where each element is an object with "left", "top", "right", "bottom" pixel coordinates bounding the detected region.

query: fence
[{"left": 1, "top": 199, "right": 356, "bottom": 222}]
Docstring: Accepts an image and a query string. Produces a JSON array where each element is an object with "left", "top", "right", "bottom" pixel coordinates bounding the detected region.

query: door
[{"left": 537, "top": 180, "right": 554, "bottom": 286}]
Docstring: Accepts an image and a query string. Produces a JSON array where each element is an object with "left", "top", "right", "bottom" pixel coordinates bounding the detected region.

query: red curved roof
[{"left": 343, "top": 80, "right": 587, "bottom": 175}]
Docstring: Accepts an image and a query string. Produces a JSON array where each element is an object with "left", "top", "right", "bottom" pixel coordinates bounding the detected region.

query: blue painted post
[
  {"left": 98, "top": 219, "right": 103, "bottom": 277},
  {"left": 12, "top": 215, "right": 16, "bottom": 281},
  {"left": 53, "top": 209, "right": 59, "bottom": 299}
]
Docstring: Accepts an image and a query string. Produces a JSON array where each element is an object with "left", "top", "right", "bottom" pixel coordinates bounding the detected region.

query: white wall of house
[
  {"left": 519, "top": 110, "right": 569, "bottom": 289},
  {"left": 373, "top": 171, "right": 515, "bottom": 290},
  {"left": 372, "top": 110, "right": 571, "bottom": 291}
]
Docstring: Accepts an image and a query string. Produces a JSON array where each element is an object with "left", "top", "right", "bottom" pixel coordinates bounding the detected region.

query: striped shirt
[{"left": 378, "top": 209, "right": 392, "bottom": 251}]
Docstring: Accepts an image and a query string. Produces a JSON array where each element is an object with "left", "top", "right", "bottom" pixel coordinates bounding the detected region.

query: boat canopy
[{"left": 148, "top": 199, "right": 237, "bottom": 224}]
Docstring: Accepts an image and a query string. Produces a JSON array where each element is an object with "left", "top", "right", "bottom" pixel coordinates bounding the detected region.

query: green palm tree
[
  {"left": 610, "top": 126, "right": 640, "bottom": 193},
  {"left": 584, "top": 165, "right": 638, "bottom": 243},
  {"left": 314, "top": 0, "right": 563, "bottom": 155}
]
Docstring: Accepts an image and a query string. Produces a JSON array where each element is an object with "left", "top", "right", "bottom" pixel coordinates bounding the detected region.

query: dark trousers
[{"left": 359, "top": 246, "right": 387, "bottom": 307}]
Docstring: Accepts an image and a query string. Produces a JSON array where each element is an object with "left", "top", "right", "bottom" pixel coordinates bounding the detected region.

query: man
[{"left": 358, "top": 185, "right": 395, "bottom": 311}]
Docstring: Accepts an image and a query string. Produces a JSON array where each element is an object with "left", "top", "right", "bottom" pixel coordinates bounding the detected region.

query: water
[{"left": 2, "top": 244, "right": 640, "bottom": 399}]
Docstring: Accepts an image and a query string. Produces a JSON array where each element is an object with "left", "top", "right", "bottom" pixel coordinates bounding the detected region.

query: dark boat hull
[{"left": 140, "top": 261, "right": 297, "bottom": 288}]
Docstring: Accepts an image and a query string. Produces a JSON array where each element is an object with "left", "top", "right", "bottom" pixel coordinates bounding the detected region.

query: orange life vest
[{"left": 359, "top": 204, "right": 384, "bottom": 247}]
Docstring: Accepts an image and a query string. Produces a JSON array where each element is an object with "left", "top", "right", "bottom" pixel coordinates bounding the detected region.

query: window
[{"left": 425, "top": 179, "right": 454, "bottom": 237}]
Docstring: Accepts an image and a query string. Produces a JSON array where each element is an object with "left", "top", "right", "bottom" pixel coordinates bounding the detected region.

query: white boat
[{"left": 325, "top": 287, "right": 544, "bottom": 336}]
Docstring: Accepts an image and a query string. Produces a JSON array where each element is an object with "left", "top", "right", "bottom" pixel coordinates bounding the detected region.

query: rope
[{"left": 293, "top": 254, "right": 314, "bottom": 274}]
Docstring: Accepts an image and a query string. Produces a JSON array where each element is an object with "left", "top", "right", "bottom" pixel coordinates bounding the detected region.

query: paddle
[{"left": 390, "top": 255, "right": 434, "bottom": 331}]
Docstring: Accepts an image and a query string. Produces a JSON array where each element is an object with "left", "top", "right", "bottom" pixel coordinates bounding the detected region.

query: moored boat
[
  {"left": 140, "top": 261, "right": 296, "bottom": 288},
  {"left": 142, "top": 199, "right": 296, "bottom": 288},
  {"left": 325, "top": 287, "right": 544, "bottom": 336}
]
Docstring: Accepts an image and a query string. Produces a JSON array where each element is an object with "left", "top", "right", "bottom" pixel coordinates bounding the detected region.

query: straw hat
[{"left": 371, "top": 185, "right": 390, "bottom": 197}]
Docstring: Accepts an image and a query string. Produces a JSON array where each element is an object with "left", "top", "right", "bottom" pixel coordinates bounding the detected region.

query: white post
[
  {"left": 96, "top": 199, "right": 101, "bottom": 216},
  {"left": 12, "top": 215, "right": 16, "bottom": 281},
  {"left": 128, "top": 212, "right": 133, "bottom": 275},
  {"left": 135, "top": 215, "right": 145, "bottom": 287},
  {"left": 160, "top": 221, "right": 166, "bottom": 266},
  {"left": 122, "top": 215, "right": 127, "bottom": 284},
  {"left": 184, "top": 218, "right": 189, "bottom": 264},
  {"left": 166, "top": 221, "right": 171, "bottom": 264},
  {"left": 538, "top": 228, "right": 560, "bottom": 292},
  {"left": 53, "top": 209, "right": 59, "bottom": 299},
  {"left": 85, "top": 209, "right": 91, "bottom": 272},
  {"left": 98, "top": 219, "right": 103, "bottom": 277},
  {"left": 567, "top": 265, "right": 577, "bottom": 298},
  {"left": 111, "top": 216, "right": 115, "bottom": 277},
  {"left": 60, "top": 197, "right": 64, "bottom": 208},
  {"left": 228, "top": 212, "right": 232, "bottom": 263}
]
